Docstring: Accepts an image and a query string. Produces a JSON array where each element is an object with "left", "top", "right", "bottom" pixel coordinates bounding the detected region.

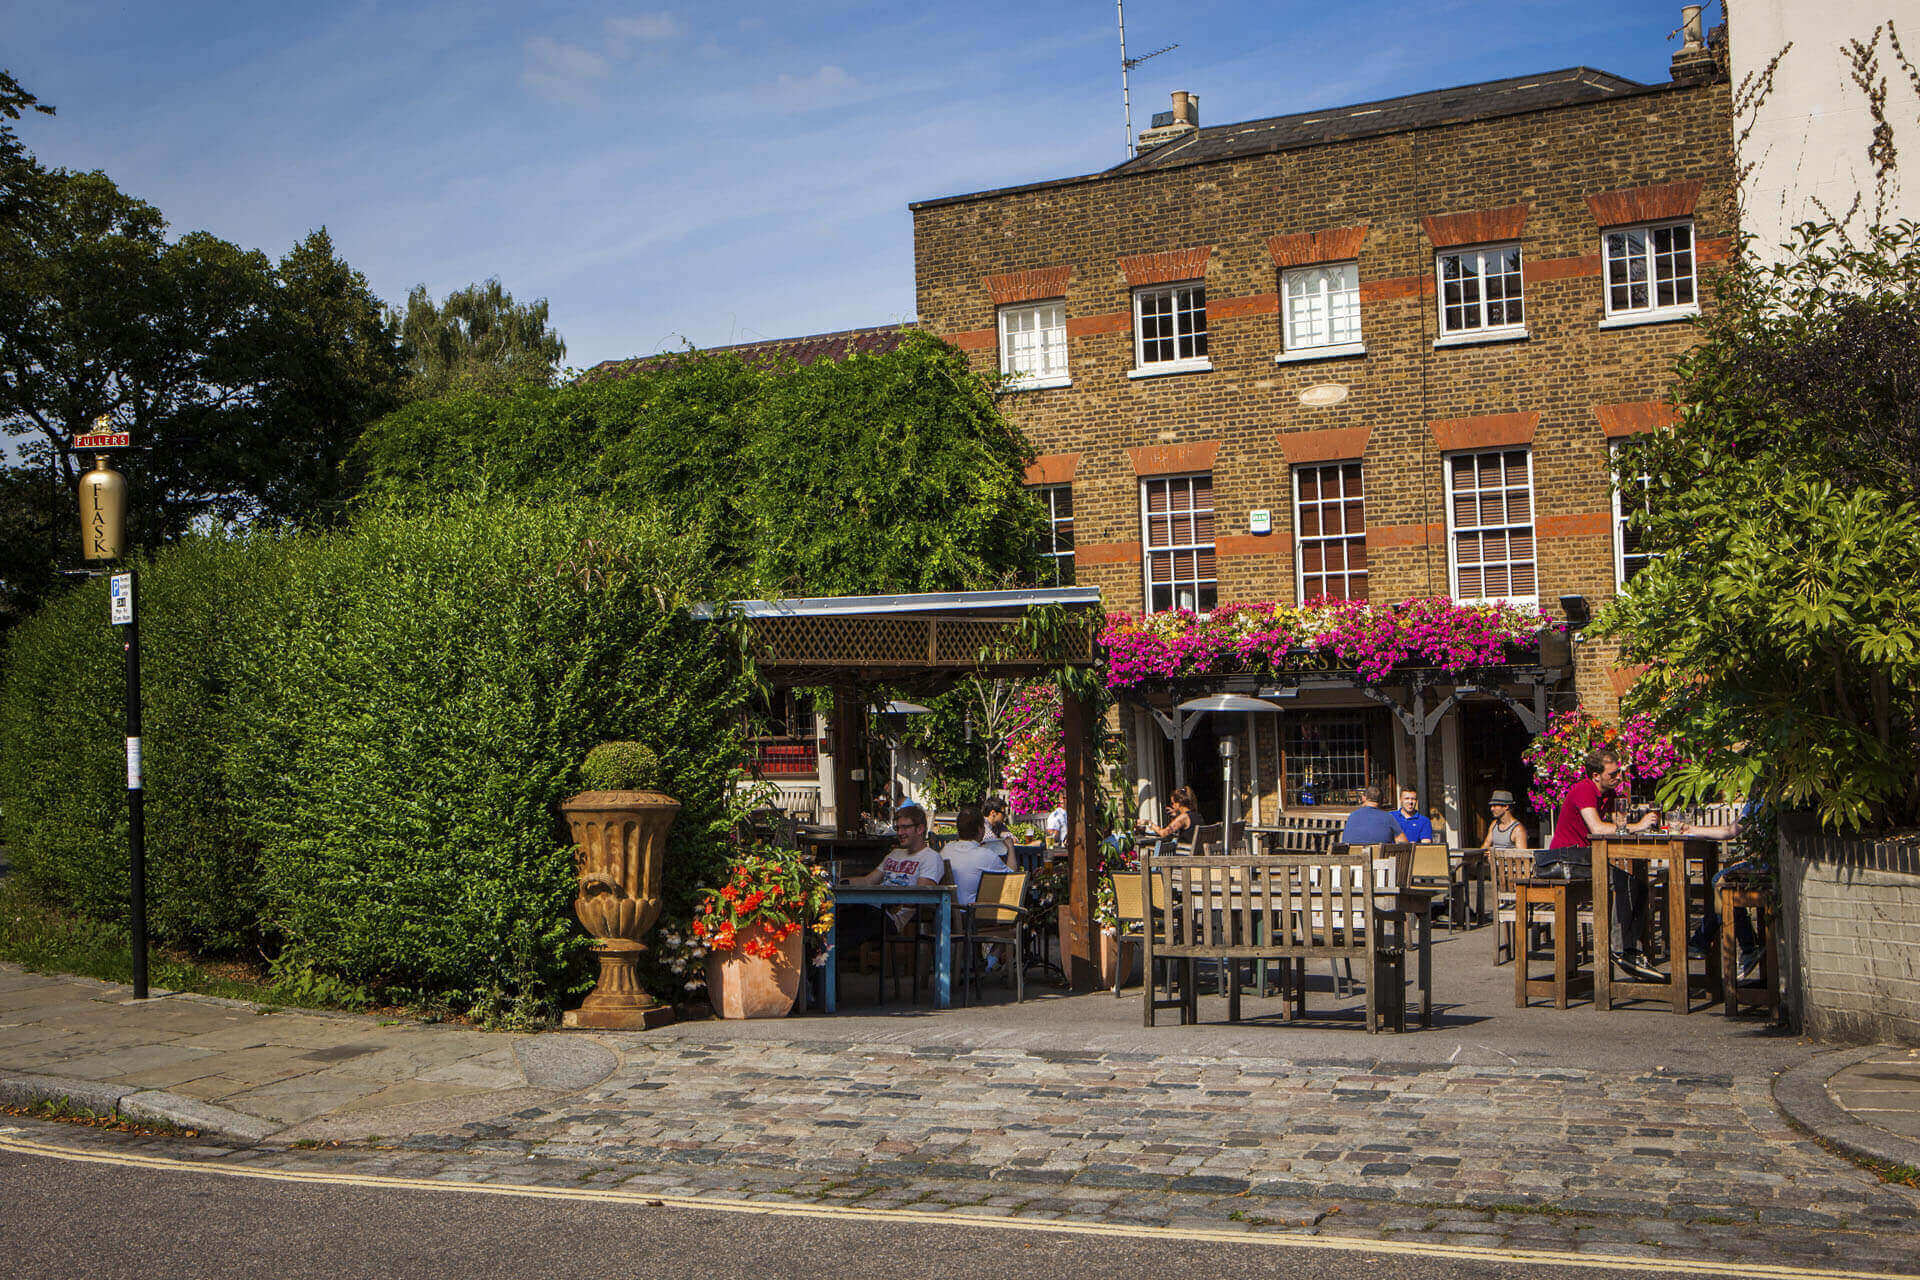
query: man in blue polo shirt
[
  {"left": 1340, "top": 785, "right": 1408, "bottom": 846},
  {"left": 1392, "top": 788, "right": 1434, "bottom": 842}
]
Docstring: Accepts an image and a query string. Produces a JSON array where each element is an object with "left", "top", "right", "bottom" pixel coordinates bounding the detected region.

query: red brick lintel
[
  {"left": 1074, "top": 541, "right": 1142, "bottom": 566},
  {"left": 1586, "top": 180, "right": 1705, "bottom": 228},
  {"left": 985, "top": 265, "right": 1072, "bottom": 306},
  {"left": 1127, "top": 441, "right": 1220, "bottom": 477},
  {"left": 1266, "top": 225, "right": 1369, "bottom": 268},
  {"left": 1279, "top": 426, "right": 1371, "bottom": 466},
  {"left": 1594, "top": 401, "right": 1678, "bottom": 438},
  {"left": 1024, "top": 452, "right": 1081, "bottom": 486},
  {"left": 1119, "top": 246, "right": 1212, "bottom": 288},
  {"left": 1430, "top": 411, "right": 1538, "bottom": 453},
  {"left": 1422, "top": 204, "right": 1528, "bottom": 248}
]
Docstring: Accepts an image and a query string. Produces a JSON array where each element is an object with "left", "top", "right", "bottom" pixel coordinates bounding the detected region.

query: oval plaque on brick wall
[{"left": 1299, "top": 383, "right": 1349, "bottom": 407}]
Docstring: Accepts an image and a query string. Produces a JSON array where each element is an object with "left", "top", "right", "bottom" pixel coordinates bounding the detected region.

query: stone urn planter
[
  {"left": 559, "top": 780, "right": 680, "bottom": 1031},
  {"left": 705, "top": 922, "right": 804, "bottom": 1019}
]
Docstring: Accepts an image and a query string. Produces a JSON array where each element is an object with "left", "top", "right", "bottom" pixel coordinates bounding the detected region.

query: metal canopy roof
[{"left": 695, "top": 586, "right": 1100, "bottom": 620}]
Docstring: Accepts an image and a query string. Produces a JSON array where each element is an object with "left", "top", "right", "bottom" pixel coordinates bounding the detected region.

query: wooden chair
[
  {"left": 1189, "top": 822, "right": 1224, "bottom": 854},
  {"left": 1407, "top": 842, "right": 1459, "bottom": 930},
  {"left": 963, "top": 870, "right": 1030, "bottom": 1003},
  {"left": 1491, "top": 850, "right": 1534, "bottom": 964},
  {"left": 1109, "top": 870, "right": 1171, "bottom": 997}
]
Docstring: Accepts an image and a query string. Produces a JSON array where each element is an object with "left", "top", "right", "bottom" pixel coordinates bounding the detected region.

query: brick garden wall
[
  {"left": 912, "top": 78, "right": 1734, "bottom": 721},
  {"left": 1779, "top": 830, "right": 1920, "bottom": 1045}
]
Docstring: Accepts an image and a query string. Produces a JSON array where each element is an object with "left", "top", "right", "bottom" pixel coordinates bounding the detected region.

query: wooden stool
[
  {"left": 1515, "top": 877, "right": 1591, "bottom": 1009},
  {"left": 1720, "top": 877, "right": 1779, "bottom": 1018}
]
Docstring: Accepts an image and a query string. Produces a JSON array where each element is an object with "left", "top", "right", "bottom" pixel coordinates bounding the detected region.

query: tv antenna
[{"left": 1118, "top": 1, "right": 1177, "bottom": 159}]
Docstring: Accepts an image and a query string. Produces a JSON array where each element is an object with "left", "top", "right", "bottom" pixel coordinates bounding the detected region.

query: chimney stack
[
  {"left": 1137, "top": 91, "right": 1200, "bottom": 151},
  {"left": 1670, "top": 5, "right": 1716, "bottom": 84}
]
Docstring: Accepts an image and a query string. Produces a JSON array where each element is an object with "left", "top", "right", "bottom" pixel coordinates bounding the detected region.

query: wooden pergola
[{"left": 705, "top": 587, "right": 1112, "bottom": 990}]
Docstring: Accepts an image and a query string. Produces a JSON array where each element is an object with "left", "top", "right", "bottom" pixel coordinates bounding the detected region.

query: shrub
[
  {"left": 579, "top": 741, "right": 664, "bottom": 791},
  {"left": 0, "top": 495, "right": 753, "bottom": 1016}
]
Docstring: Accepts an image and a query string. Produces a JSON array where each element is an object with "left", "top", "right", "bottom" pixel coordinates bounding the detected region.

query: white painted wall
[{"left": 1732, "top": 0, "right": 1920, "bottom": 258}]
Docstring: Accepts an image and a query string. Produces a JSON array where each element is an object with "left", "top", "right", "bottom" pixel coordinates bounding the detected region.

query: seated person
[
  {"left": 1340, "top": 784, "right": 1409, "bottom": 846},
  {"left": 1481, "top": 791, "right": 1529, "bottom": 851},
  {"left": 1543, "top": 747, "right": 1661, "bottom": 982},
  {"left": 840, "top": 804, "right": 946, "bottom": 944},
  {"left": 941, "top": 806, "right": 1015, "bottom": 905},
  {"left": 1675, "top": 807, "right": 1767, "bottom": 979},
  {"left": 980, "top": 796, "right": 1014, "bottom": 856},
  {"left": 1136, "top": 786, "right": 1199, "bottom": 843},
  {"left": 1044, "top": 803, "right": 1068, "bottom": 847},
  {"left": 1392, "top": 788, "right": 1435, "bottom": 842}
]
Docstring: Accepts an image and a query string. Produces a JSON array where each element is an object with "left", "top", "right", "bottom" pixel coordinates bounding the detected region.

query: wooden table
[
  {"left": 1591, "top": 832, "right": 1722, "bottom": 1013},
  {"left": 821, "top": 884, "right": 955, "bottom": 1012},
  {"left": 797, "top": 832, "right": 894, "bottom": 879}
]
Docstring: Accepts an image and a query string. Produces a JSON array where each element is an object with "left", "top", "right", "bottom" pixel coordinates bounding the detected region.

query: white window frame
[
  {"left": 1129, "top": 283, "right": 1211, "bottom": 376},
  {"left": 1599, "top": 219, "right": 1700, "bottom": 327},
  {"left": 1034, "top": 483, "right": 1075, "bottom": 585},
  {"left": 997, "top": 300, "right": 1070, "bottom": 389},
  {"left": 1610, "top": 442, "right": 1654, "bottom": 588},
  {"left": 1139, "top": 473, "right": 1217, "bottom": 615},
  {"left": 1443, "top": 447, "right": 1538, "bottom": 607},
  {"left": 1292, "top": 460, "right": 1368, "bottom": 602},
  {"left": 1434, "top": 243, "right": 1527, "bottom": 344},
  {"left": 1277, "top": 262, "right": 1364, "bottom": 362}
]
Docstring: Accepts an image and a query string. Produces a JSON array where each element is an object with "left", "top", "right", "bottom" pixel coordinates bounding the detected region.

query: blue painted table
[{"left": 822, "top": 885, "right": 955, "bottom": 1011}]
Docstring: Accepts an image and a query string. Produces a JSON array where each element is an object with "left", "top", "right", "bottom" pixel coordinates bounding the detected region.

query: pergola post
[
  {"left": 1059, "top": 683, "right": 1101, "bottom": 990},
  {"left": 830, "top": 683, "right": 863, "bottom": 836}
]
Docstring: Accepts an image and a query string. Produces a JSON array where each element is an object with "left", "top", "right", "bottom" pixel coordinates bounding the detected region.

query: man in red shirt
[{"left": 1543, "top": 746, "right": 1662, "bottom": 981}]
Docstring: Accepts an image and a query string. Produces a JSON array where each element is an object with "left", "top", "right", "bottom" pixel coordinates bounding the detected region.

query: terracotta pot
[
  {"left": 706, "top": 923, "right": 803, "bottom": 1019},
  {"left": 560, "top": 789, "right": 679, "bottom": 1030}
]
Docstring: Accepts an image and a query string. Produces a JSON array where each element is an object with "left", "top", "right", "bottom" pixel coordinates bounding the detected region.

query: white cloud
[
  {"left": 607, "top": 13, "right": 685, "bottom": 44},
  {"left": 769, "top": 65, "right": 855, "bottom": 103},
  {"left": 522, "top": 36, "right": 612, "bottom": 105}
]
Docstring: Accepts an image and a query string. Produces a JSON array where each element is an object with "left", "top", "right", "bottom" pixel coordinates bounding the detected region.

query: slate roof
[
  {"left": 911, "top": 66, "right": 1654, "bottom": 210},
  {"left": 587, "top": 323, "right": 920, "bottom": 382}
]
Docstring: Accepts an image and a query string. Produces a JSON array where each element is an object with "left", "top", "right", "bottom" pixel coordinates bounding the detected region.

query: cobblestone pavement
[{"left": 9, "top": 1035, "right": 1920, "bottom": 1275}]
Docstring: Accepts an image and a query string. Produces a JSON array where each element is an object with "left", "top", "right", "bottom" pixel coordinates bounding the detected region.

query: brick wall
[
  {"left": 912, "top": 78, "right": 1734, "bottom": 720},
  {"left": 1779, "top": 831, "right": 1920, "bottom": 1045}
]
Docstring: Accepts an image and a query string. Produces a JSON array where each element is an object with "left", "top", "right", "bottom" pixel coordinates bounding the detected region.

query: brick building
[{"left": 909, "top": 29, "right": 1733, "bottom": 839}]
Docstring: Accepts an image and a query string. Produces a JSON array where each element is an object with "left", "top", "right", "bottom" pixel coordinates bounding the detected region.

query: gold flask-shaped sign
[{"left": 78, "top": 454, "right": 127, "bottom": 561}]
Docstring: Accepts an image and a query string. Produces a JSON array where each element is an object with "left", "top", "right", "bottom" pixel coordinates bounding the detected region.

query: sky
[{"left": 4, "top": 1, "right": 1716, "bottom": 372}]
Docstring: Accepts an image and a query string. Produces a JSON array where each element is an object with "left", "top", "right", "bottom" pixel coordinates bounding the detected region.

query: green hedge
[{"left": 0, "top": 496, "right": 750, "bottom": 1015}]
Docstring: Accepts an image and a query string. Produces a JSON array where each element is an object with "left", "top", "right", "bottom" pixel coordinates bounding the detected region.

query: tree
[
  {"left": 1599, "top": 222, "right": 1920, "bottom": 831},
  {"left": 0, "top": 68, "right": 54, "bottom": 229},
  {"left": 0, "top": 163, "right": 404, "bottom": 624},
  {"left": 396, "top": 278, "right": 566, "bottom": 398},
  {"left": 358, "top": 332, "right": 1047, "bottom": 597}
]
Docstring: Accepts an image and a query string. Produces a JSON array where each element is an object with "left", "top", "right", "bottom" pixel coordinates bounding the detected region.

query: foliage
[
  {"left": 357, "top": 333, "right": 1046, "bottom": 597},
  {"left": 0, "top": 67, "right": 54, "bottom": 229},
  {"left": 898, "top": 689, "right": 992, "bottom": 812},
  {"left": 395, "top": 277, "right": 566, "bottom": 400},
  {"left": 0, "top": 168, "right": 404, "bottom": 531},
  {"left": 1100, "top": 598, "right": 1552, "bottom": 690},
  {"left": 1600, "top": 222, "right": 1920, "bottom": 830},
  {"left": 1520, "top": 709, "right": 1683, "bottom": 817},
  {"left": 690, "top": 841, "right": 833, "bottom": 957},
  {"left": 0, "top": 495, "right": 753, "bottom": 1015},
  {"left": 579, "top": 741, "right": 664, "bottom": 791}
]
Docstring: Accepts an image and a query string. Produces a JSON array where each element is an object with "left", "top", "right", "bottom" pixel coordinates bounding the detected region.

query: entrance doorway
[
  {"left": 1460, "top": 701, "right": 1535, "bottom": 843},
  {"left": 1180, "top": 717, "right": 1224, "bottom": 826}
]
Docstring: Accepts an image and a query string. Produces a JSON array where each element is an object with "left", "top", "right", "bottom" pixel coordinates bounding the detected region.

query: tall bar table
[{"left": 1591, "top": 832, "right": 1723, "bottom": 1013}]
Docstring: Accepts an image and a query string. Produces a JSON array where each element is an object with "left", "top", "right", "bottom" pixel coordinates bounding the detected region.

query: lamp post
[
  {"left": 1176, "top": 694, "right": 1281, "bottom": 845},
  {"left": 75, "top": 418, "right": 147, "bottom": 1000}
]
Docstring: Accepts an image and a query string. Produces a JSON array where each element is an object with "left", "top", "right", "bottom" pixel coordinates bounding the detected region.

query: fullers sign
[{"left": 73, "top": 430, "right": 132, "bottom": 449}]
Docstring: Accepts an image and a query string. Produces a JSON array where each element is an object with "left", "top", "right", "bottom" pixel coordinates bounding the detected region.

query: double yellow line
[{"left": 0, "top": 1130, "right": 1902, "bottom": 1280}]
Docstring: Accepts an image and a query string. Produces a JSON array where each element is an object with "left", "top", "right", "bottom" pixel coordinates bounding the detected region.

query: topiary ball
[{"left": 579, "top": 741, "right": 663, "bottom": 791}]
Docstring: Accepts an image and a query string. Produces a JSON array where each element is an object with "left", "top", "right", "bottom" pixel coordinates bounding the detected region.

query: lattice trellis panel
[{"left": 750, "top": 613, "right": 1095, "bottom": 672}]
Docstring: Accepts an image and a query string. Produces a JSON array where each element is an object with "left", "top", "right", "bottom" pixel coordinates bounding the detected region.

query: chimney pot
[{"left": 1680, "top": 5, "right": 1704, "bottom": 51}]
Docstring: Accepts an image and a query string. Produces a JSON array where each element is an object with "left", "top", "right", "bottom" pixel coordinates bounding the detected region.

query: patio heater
[
  {"left": 1176, "top": 693, "right": 1279, "bottom": 843},
  {"left": 877, "top": 699, "right": 931, "bottom": 816}
]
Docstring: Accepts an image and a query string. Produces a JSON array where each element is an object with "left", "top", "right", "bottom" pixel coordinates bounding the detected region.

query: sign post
[
  {"left": 78, "top": 417, "right": 147, "bottom": 1000},
  {"left": 111, "top": 569, "right": 146, "bottom": 999}
]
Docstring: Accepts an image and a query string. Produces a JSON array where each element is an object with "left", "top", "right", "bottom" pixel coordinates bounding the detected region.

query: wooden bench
[{"left": 1139, "top": 850, "right": 1423, "bottom": 1033}]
